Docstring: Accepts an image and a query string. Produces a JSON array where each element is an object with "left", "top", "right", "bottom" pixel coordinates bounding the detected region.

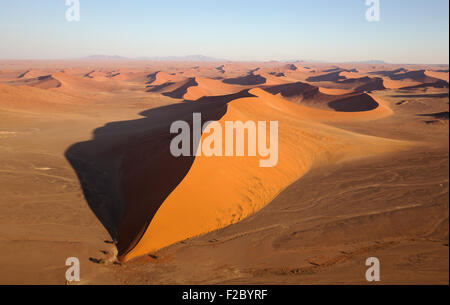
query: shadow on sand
[{"left": 65, "top": 90, "right": 254, "bottom": 258}]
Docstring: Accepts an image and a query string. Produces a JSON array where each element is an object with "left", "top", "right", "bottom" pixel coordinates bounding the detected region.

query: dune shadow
[
  {"left": 306, "top": 71, "right": 345, "bottom": 82},
  {"left": 65, "top": 90, "right": 254, "bottom": 258},
  {"left": 162, "top": 78, "right": 198, "bottom": 99},
  {"left": 223, "top": 73, "right": 266, "bottom": 85},
  {"left": 146, "top": 82, "right": 175, "bottom": 92},
  {"left": 262, "top": 81, "right": 319, "bottom": 99},
  {"left": 328, "top": 93, "right": 379, "bottom": 112},
  {"left": 418, "top": 111, "right": 449, "bottom": 120}
]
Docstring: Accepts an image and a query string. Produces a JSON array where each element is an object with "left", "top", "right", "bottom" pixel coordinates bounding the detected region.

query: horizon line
[{"left": 0, "top": 55, "right": 449, "bottom": 66}]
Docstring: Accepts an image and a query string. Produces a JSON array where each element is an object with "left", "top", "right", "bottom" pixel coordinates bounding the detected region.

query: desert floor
[{"left": 0, "top": 61, "right": 448, "bottom": 284}]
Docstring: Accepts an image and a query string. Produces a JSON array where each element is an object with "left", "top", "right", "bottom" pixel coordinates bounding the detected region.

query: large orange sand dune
[{"left": 118, "top": 88, "right": 407, "bottom": 261}]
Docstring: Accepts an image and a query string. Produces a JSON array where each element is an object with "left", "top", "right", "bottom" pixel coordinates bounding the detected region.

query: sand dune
[
  {"left": 147, "top": 78, "right": 202, "bottom": 99},
  {"left": 328, "top": 93, "right": 379, "bottom": 112},
  {"left": 366, "top": 69, "right": 447, "bottom": 89},
  {"left": 146, "top": 71, "right": 187, "bottom": 86},
  {"left": 9, "top": 75, "right": 62, "bottom": 89},
  {"left": 368, "top": 68, "right": 407, "bottom": 78},
  {"left": 261, "top": 80, "right": 386, "bottom": 113},
  {"left": 339, "top": 76, "right": 385, "bottom": 91},
  {"left": 53, "top": 71, "right": 136, "bottom": 94},
  {"left": 400, "top": 79, "right": 449, "bottom": 90},
  {"left": 84, "top": 70, "right": 113, "bottom": 80},
  {"left": 304, "top": 71, "right": 385, "bottom": 92},
  {"left": 307, "top": 71, "right": 346, "bottom": 82},
  {"left": 16, "top": 69, "right": 49, "bottom": 79},
  {"left": 389, "top": 70, "right": 440, "bottom": 83},
  {"left": 425, "top": 70, "right": 449, "bottom": 82},
  {"left": 161, "top": 78, "right": 198, "bottom": 99},
  {"left": 339, "top": 70, "right": 360, "bottom": 79},
  {"left": 0, "top": 83, "right": 78, "bottom": 111},
  {"left": 118, "top": 88, "right": 403, "bottom": 261},
  {"left": 183, "top": 77, "right": 245, "bottom": 100},
  {"left": 382, "top": 78, "right": 422, "bottom": 89},
  {"left": 261, "top": 81, "right": 328, "bottom": 104}
]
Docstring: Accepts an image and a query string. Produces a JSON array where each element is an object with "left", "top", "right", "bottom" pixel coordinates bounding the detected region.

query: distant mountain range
[
  {"left": 81, "top": 55, "right": 130, "bottom": 61},
  {"left": 80, "top": 55, "right": 228, "bottom": 62},
  {"left": 79, "top": 55, "right": 389, "bottom": 65},
  {"left": 345, "top": 60, "right": 387, "bottom": 64},
  {"left": 138, "top": 55, "right": 229, "bottom": 62},
  {"left": 276, "top": 59, "right": 388, "bottom": 64}
]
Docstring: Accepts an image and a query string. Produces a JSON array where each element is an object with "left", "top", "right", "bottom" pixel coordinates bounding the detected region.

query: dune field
[{"left": 0, "top": 60, "right": 448, "bottom": 284}]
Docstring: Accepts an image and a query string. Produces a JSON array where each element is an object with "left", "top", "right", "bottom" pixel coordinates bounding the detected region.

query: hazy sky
[{"left": 0, "top": 0, "right": 448, "bottom": 64}]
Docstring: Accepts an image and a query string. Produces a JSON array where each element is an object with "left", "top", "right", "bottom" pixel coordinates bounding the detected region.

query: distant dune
[
  {"left": 307, "top": 71, "right": 346, "bottom": 82},
  {"left": 223, "top": 73, "right": 267, "bottom": 86},
  {"left": 425, "top": 70, "right": 450, "bottom": 82},
  {"left": 328, "top": 93, "right": 379, "bottom": 112},
  {"left": 10, "top": 74, "right": 62, "bottom": 89}
]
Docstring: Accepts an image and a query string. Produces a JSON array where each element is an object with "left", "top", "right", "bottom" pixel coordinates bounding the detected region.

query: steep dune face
[
  {"left": 118, "top": 88, "right": 404, "bottom": 262},
  {"left": 147, "top": 71, "right": 186, "bottom": 86},
  {"left": 328, "top": 93, "right": 379, "bottom": 112},
  {"left": 115, "top": 91, "right": 255, "bottom": 257},
  {"left": 162, "top": 78, "right": 198, "bottom": 99},
  {"left": 148, "top": 77, "right": 248, "bottom": 101},
  {"left": 305, "top": 71, "right": 385, "bottom": 92}
]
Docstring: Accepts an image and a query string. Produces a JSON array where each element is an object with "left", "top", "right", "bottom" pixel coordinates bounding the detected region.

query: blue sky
[{"left": 0, "top": 0, "right": 448, "bottom": 63}]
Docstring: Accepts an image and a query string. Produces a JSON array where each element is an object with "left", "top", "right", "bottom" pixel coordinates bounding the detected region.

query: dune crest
[{"left": 0, "top": 83, "right": 78, "bottom": 111}]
